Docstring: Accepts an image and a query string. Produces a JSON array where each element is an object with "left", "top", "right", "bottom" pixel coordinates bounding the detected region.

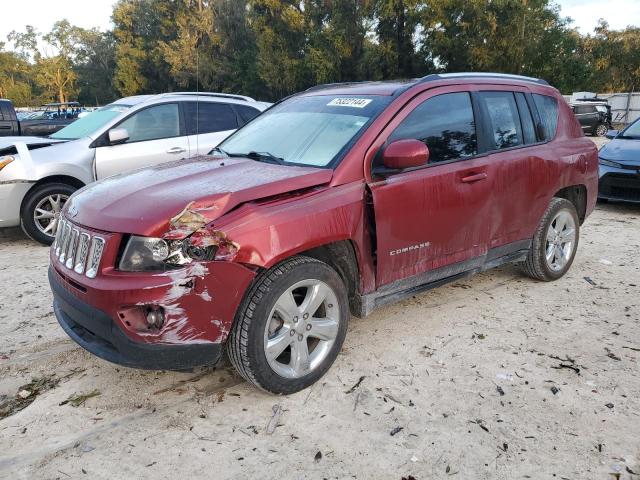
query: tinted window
[
  {"left": 533, "top": 94, "right": 558, "bottom": 141},
  {"left": 235, "top": 105, "right": 262, "bottom": 124},
  {"left": 184, "top": 102, "right": 238, "bottom": 135},
  {"left": 515, "top": 93, "right": 536, "bottom": 144},
  {"left": 480, "top": 91, "right": 522, "bottom": 150},
  {"left": 118, "top": 103, "right": 180, "bottom": 142},
  {"left": 389, "top": 92, "right": 477, "bottom": 164}
]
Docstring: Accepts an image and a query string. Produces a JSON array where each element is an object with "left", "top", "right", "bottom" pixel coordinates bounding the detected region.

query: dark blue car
[{"left": 599, "top": 119, "right": 640, "bottom": 203}]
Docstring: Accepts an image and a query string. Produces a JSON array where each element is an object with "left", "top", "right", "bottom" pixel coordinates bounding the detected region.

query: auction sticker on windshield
[{"left": 327, "top": 98, "right": 372, "bottom": 108}]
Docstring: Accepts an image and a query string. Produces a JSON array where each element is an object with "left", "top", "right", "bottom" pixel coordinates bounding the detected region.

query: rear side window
[
  {"left": 532, "top": 94, "right": 558, "bottom": 141},
  {"left": 515, "top": 93, "right": 536, "bottom": 144},
  {"left": 184, "top": 102, "right": 238, "bottom": 135},
  {"left": 479, "top": 91, "right": 522, "bottom": 150},
  {"left": 235, "top": 105, "right": 262, "bottom": 124},
  {"left": 389, "top": 92, "right": 477, "bottom": 164}
]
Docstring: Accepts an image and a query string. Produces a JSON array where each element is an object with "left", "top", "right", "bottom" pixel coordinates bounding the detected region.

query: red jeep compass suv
[{"left": 49, "top": 73, "right": 598, "bottom": 394}]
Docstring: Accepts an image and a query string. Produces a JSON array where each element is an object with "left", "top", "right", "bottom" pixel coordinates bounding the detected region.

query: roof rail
[
  {"left": 305, "top": 82, "right": 369, "bottom": 92},
  {"left": 158, "top": 92, "right": 255, "bottom": 102},
  {"left": 420, "top": 72, "right": 549, "bottom": 86}
]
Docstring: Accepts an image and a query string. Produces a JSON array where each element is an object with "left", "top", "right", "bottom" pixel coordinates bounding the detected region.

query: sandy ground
[{"left": 1, "top": 139, "right": 640, "bottom": 479}]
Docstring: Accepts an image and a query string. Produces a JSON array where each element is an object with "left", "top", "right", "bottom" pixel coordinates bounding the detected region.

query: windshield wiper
[{"left": 228, "top": 151, "right": 286, "bottom": 165}]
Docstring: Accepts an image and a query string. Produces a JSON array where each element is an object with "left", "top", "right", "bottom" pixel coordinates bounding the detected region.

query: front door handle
[
  {"left": 167, "top": 147, "right": 186, "bottom": 154},
  {"left": 460, "top": 172, "right": 488, "bottom": 183}
]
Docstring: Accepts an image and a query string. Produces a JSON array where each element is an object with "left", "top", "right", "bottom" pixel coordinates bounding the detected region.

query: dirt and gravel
[{"left": 1, "top": 139, "right": 639, "bottom": 479}]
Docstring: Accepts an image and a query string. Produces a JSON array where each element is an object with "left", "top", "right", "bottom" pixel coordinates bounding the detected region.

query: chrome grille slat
[
  {"left": 65, "top": 229, "right": 79, "bottom": 268},
  {"left": 58, "top": 222, "right": 72, "bottom": 263},
  {"left": 74, "top": 233, "right": 90, "bottom": 274},
  {"left": 54, "top": 215, "right": 106, "bottom": 279},
  {"left": 85, "top": 237, "right": 105, "bottom": 279},
  {"left": 54, "top": 219, "right": 67, "bottom": 257}
]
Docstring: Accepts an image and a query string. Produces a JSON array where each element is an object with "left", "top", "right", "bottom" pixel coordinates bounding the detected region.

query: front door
[
  {"left": 368, "top": 88, "right": 494, "bottom": 288},
  {"left": 95, "top": 102, "right": 189, "bottom": 179}
]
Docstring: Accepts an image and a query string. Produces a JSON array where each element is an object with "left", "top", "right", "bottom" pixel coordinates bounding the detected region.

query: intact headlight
[
  {"left": 118, "top": 235, "right": 219, "bottom": 272},
  {"left": 599, "top": 157, "right": 622, "bottom": 168}
]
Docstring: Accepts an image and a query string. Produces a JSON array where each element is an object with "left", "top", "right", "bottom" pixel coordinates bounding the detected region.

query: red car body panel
[
  {"left": 49, "top": 75, "right": 598, "bottom": 367},
  {"left": 67, "top": 157, "right": 333, "bottom": 237}
]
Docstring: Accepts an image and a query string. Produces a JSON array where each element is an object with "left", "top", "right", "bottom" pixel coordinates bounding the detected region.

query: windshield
[
  {"left": 50, "top": 104, "right": 132, "bottom": 140},
  {"left": 218, "top": 94, "right": 392, "bottom": 167},
  {"left": 620, "top": 119, "right": 640, "bottom": 139}
]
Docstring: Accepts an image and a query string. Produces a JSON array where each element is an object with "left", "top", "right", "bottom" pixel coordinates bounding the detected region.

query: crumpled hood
[
  {"left": 600, "top": 138, "right": 640, "bottom": 164},
  {"left": 66, "top": 155, "right": 333, "bottom": 237}
]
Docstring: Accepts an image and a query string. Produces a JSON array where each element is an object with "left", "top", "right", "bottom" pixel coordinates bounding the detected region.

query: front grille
[{"left": 53, "top": 217, "right": 105, "bottom": 278}]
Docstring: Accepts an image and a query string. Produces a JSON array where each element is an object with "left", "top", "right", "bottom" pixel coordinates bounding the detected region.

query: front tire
[
  {"left": 595, "top": 123, "right": 608, "bottom": 137},
  {"left": 227, "top": 256, "right": 349, "bottom": 394},
  {"left": 520, "top": 198, "right": 580, "bottom": 281},
  {"left": 21, "top": 183, "right": 76, "bottom": 245}
]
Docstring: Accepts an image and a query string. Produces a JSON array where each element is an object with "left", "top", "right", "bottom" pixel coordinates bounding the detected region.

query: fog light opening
[{"left": 146, "top": 307, "right": 165, "bottom": 330}]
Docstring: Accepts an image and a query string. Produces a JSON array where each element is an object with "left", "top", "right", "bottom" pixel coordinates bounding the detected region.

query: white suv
[{"left": 0, "top": 92, "right": 270, "bottom": 244}]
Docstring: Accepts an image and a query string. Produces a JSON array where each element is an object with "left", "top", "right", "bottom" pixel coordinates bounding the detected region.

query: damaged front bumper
[
  {"left": 50, "top": 267, "right": 222, "bottom": 370},
  {"left": 49, "top": 234, "right": 257, "bottom": 370}
]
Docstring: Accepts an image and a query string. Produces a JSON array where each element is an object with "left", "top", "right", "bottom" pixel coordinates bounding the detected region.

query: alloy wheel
[
  {"left": 264, "top": 279, "right": 340, "bottom": 379},
  {"left": 545, "top": 210, "right": 576, "bottom": 272},
  {"left": 596, "top": 124, "right": 608, "bottom": 137},
  {"left": 33, "top": 194, "right": 68, "bottom": 238}
]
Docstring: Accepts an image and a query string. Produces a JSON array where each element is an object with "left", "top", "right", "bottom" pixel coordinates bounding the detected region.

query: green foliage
[{"left": 2, "top": 0, "right": 640, "bottom": 107}]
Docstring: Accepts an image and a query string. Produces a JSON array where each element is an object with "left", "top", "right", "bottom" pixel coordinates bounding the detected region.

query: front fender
[{"left": 214, "top": 182, "right": 376, "bottom": 294}]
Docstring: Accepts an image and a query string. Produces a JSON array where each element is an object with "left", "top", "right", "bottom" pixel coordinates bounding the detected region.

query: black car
[
  {"left": 571, "top": 102, "right": 612, "bottom": 137},
  {"left": 598, "top": 119, "right": 640, "bottom": 203}
]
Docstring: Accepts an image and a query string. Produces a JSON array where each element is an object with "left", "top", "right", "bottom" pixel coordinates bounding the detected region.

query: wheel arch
[
  {"left": 21, "top": 175, "right": 86, "bottom": 212},
  {"left": 553, "top": 185, "right": 587, "bottom": 224}
]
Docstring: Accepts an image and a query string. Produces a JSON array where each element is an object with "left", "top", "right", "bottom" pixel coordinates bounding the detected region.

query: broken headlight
[{"left": 118, "top": 235, "right": 218, "bottom": 272}]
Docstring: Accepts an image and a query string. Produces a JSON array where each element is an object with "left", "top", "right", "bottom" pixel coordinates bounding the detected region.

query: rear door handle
[
  {"left": 460, "top": 172, "right": 488, "bottom": 183},
  {"left": 167, "top": 147, "right": 186, "bottom": 154}
]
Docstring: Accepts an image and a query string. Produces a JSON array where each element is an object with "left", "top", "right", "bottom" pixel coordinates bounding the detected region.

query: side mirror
[
  {"left": 108, "top": 128, "right": 129, "bottom": 145},
  {"left": 605, "top": 129, "right": 619, "bottom": 139},
  {"left": 382, "top": 139, "right": 429, "bottom": 170}
]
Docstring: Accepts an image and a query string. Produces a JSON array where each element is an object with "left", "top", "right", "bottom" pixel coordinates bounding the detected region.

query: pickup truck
[
  {"left": 0, "top": 99, "right": 81, "bottom": 137},
  {"left": 48, "top": 73, "right": 598, "bottom": 395}
]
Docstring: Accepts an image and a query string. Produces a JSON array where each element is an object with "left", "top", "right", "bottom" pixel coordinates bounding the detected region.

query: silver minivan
[{"left": 0, "top": 92, "right": 270, "bottom": 244}]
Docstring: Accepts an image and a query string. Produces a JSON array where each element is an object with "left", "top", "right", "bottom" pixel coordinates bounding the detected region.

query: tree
[
  {"left": 112, "top": 0, "right": 180, "bottom": 95},
  {"left": 583, "top": 21, "right": 640, "bottom": 92},
  {"left": 249, "top": 0, "right": 308, "bottom": 99}
]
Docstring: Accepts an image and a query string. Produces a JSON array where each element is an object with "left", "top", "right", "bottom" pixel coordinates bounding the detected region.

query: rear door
[
  {"left": 95, "top": 102, "right": 189, "bottom": 179},
  {"left": 183, "top": 101, "right": 239, "bottom": 156},
  {"left": 368, "top": 87, "right": 495, "bottom": 288},
  {"left": 475, "top": 88, "right": 544, "bottom": 248}
]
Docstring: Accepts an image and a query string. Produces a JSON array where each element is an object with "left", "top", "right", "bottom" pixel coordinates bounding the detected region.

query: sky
[{"left": 0, "top": 0, "right": 639, "bottom": 48}]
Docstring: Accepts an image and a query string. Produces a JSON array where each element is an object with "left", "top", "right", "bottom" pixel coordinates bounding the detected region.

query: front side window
[
  {"left": 532, "top": 94, "right": 559, "bottom": 141},
  {"left": 388, "top": 92, "right": 477, "bottom": 164},
  {"left": 219, "top": 95, "right": 392, "bottom": 167},
  {"left": 480, "top": 91, "right": 522, "bottom": 150},
  {"left": 184, "top": 102, "right": 238, "bottom": 135},
  {"left": 118, "top": 103, "right": 180, "bottom": 143}
]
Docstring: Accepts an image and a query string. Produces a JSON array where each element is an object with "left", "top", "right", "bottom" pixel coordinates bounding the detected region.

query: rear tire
[
  {"left": 20, "top": 183, "right": 76, "bottom": 246},
  {"left": 227, "top": 256, "right": 349, "bottom": 394},
  {"left": 520, "top": 198, "right": 580, "bottom": 281}
]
